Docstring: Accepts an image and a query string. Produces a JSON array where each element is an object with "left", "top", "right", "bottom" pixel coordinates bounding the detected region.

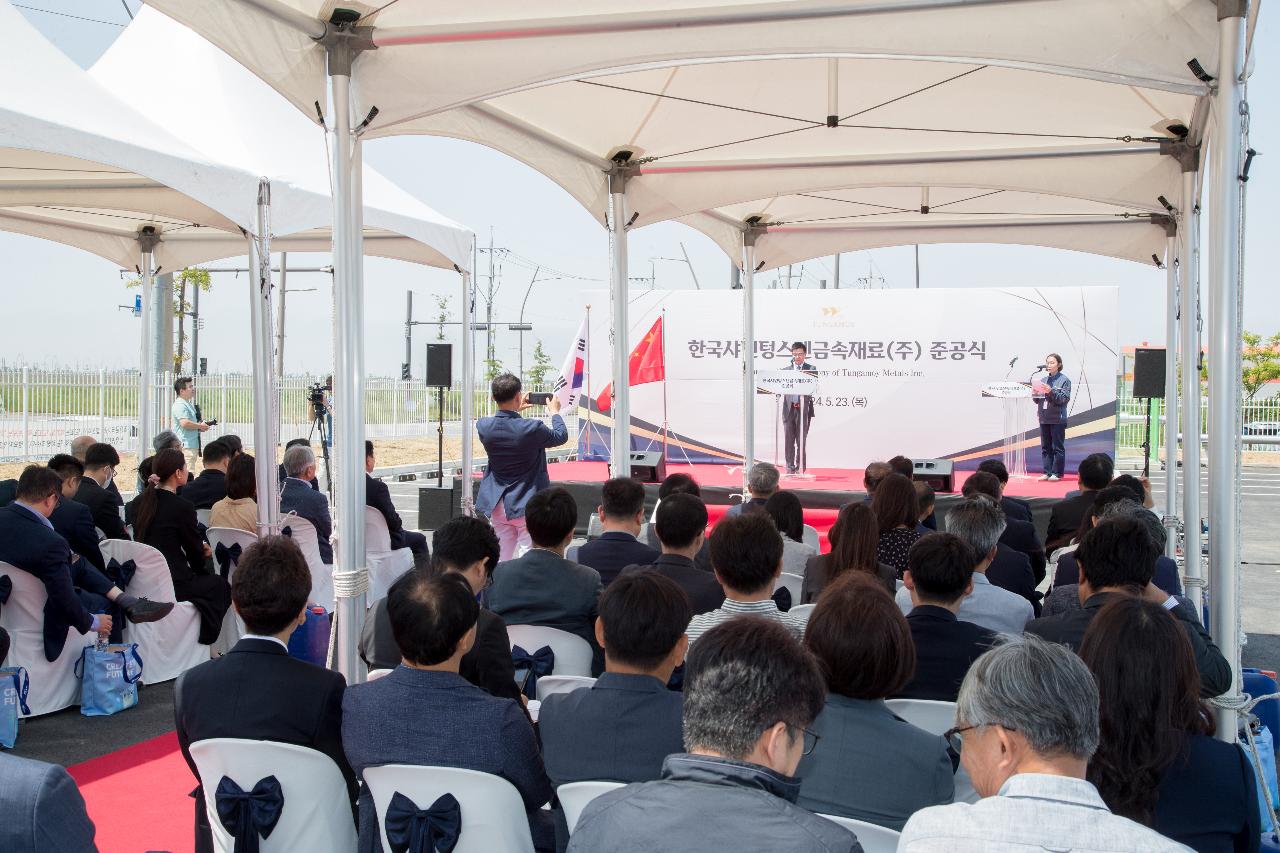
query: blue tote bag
[
  {"left": 76, "top": 643, "right": 143, "bottom": 717},
  {"left": 0, "top": 666, "right": 30, "bottom": 748}
]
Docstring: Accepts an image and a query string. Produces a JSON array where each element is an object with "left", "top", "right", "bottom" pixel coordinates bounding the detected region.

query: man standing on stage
[
  {"left": 782, "top": 342, "right": 817, "bottom": 475},
  {"left": 1033, "top": 353, "right": 1072, "bottom": 481}
]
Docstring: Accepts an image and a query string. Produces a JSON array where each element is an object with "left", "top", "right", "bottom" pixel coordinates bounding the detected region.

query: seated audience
[
  {"left": 765, "top": 490, "right": 817, "bottom": 576},
  {"left": 360, "top": 516, "right": 520, "bottom": 703},
  {"left": 975, "top": 458, "right": 1034, "bottom": 523},
  {"left": 686, "top": 512, "right": 806, "bottom": 645},
  {"left": 209, "top": 454, "right": 258, "bottom": 534},
  {"left": 540, "top": 571, "right": 689, "bottom": 789},
  {"left": 803, "top": 502, "right": 895, "bottom": 601},
  {"left": 365, "top": 440, "right": 428, "bottom": 566},
  {"left": 145, "top": 430, "right": 193, "bottom": 487},
  {"left": 133, "top": 449, "right": 230, "bottom": 645},
  {"left": 863, "top": 460, "right": 891, "bottom": 496},
  {"left": 622, "top": 493, "right": 724, "bottom": 615},
  {"left": 177, "top": 440, "right": 230, "bottom": 510},
  {"left": 898, "top": 636, "right": 1189, "bottom": 852},
  {"left": 343, "top": 572, "right": 554, "bottom": 851},
  {"left": 124, "top": 455, "right": 154, "bottom": 526},
  {"left": 895, "top": 534, "right": 998, "bottom": 701},
  {"left": 726, "top": 462, "right": 779, "bottom": 517},
  {"left": 69, "top": 433, "right": 97, "bottom": 464},
  {"left": 219, "top": 434, "right": 243, "bottom": 457},
  {"left": 872, "top": 472, "right": 924, "bottom": 576},
  {"left": 1044, "top": 452, "right": 1113, "bottom": 551},
  {"left": 798, "top": 573, "right": 954, "bottom": 829},
  {"left": 642, "top": 472, "right": 701, "bottom": 550},
  {"left": 1026, "top": 516, "right": 1229, "bottom": 698},
  {"left": 1110, "top": 473, "right": 1152, "bottom": 506},
  {"left": 488, "top": 487, "right": 603, "bottom": 659},
  {"left": 0, "top": 476, "right": 14, "bottom": 506},
  {"left": 914, "top": 481, "right": 936, "bottom": 532},
  {"left": 0, "top": 752, "right": 98, "bottom": 852},
  {"left": 568, "top": 617, "right": 858, "bottom": 853},
  {"left": 174, "top": 536, "right": 355, "bottom": 853},
  {"left": 279, "top": 443, "right": 333, "bottom": 564},
  {"left": 1051, "top": 487, "right": 1182, "bottom": 596},
  {"left": 278, "top": 438, "right": 320, "bottom": 491},
  {"left": 46, "top": 454, "right": 106, "bottom": 571},
  {"left": 888, "top": 455, "right": 914, "bottom": 479},
  {"left": 577, "top": 477, "right": 659, "bottom": 586},
  {"left": 962, "top": 471, "right": 1046, "bottom": 582},
  {"left": 1080, "top": 596, "right": 1261, "bottom": 851},
  {"left": 899, "top": 496, "right": 1036, "bottom": 630},
  {"left": 74, "top": 442, "right": 128, "bottom": 540}
]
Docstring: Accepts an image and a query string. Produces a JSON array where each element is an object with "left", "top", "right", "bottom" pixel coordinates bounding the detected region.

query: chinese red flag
[{"left": 597, "top": 317, "right": 665, "bottom": 412}]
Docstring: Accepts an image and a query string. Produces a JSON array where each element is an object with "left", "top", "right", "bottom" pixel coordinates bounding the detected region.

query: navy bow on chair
[
  {"left": 214, "top": 543, "right": 243, "bottom": 578},
  {"left": 215, "top": 774, "right": 284, "bottom": 853},
  {"left": 511, "top": 644, "right": 555, "bottom": 701},
  {"left": 0, "top": 574, "right": 12, "bottom": 604},
  {"left": 104, "top": 558, "right": 137, "bottom": 591},
  {"left": 280, "top": 526, "right": 292, "bottom": 538},
  {"left": 385, "top": 791, "right": 461, "bottom": 853}
]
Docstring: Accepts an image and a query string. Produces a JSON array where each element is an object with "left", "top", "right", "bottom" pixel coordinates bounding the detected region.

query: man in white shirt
[
  {"left": 171, "top": 377, "right": 209, "bottom": 471},
  {"left": 898, "top": 636, "right": 1189, "bottom": 852}
]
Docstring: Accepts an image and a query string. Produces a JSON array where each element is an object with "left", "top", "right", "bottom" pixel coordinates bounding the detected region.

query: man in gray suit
[
  {"left": 0, "top": 752, "right": 97, "bottom": 852},
  {"left": 279, "top": 444, "right": 333, "bottom": 563}
]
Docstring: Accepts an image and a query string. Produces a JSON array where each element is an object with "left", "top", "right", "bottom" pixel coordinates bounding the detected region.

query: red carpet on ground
[{"left": 68, "top": 731, "right": 196, "bottom": 853}]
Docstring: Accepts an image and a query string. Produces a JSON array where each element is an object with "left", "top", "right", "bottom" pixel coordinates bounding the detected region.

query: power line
[{"left": 13, "top": 3, "right": 126, "bottom": 26}]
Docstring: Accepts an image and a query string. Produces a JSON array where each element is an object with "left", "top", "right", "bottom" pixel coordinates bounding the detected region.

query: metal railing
[{"left": 1116, "top": 393, "right": 1280, "bottom": 454}]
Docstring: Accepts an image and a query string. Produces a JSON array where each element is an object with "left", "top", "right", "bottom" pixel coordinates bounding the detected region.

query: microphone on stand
[
  {"left": 1036, "top": 364, "right": 1048, "bottom": 370},
  {"left": 1008, "top": 356, "right": 1018, "bottom": 368}
]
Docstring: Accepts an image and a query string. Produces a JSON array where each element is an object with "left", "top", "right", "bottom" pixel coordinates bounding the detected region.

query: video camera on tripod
[
  {"left": 308, "top": 379, "right": 331, "bottom": 413},
  {"left": 306, "top": 377, "right": 333, "bottom": 497}
]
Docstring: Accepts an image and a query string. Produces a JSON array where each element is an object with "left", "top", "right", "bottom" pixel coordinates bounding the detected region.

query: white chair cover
[
  {"left": 817, "top": 813, "right": 901, "bottom": 853},
  {"left": 774, "top": 571, "right": 804, "bottom": 604},
  {"left": 205, "top": 527, "right": 258, "bottom": 655},
  {"left": 801, "top": 523, "right": 820, "bottom": 551},
  {"left": 99, "top": 539, "right": 209, "bottom": 684},
  {"left": 506, "top": 625, "right": 593, "bottom": 678},
  {"left": 189, "top": 738, "right": 357, "bottom": 853},
  {"left": 883, "top": 698, "right": 956, "bottom": 735},
  {"left": 196, "top": 508, "right": 213, "bottom": 528},
  {"left": 0, "top": 563, "right": 93, "bottom": 716},
  {"left": 279, "top": 514, "right": 332, "bottom": 611},
  {"left": 364, "top": 765, "right": 535, "bottom": 853},
  {"left": 364, "top": 507, "right": 414, "bottom": 604},
  {"left": 366, "top": 667, "right": 394, "bottom": 682},
  {"left": 535, "top": 675, "right": 595, "bottom": 702},
  {"left": 557, "top": 781, "right": 625, "bottom": 836},
  {"left": 787, "top": 603, "right": 815, "bottom": 621}
]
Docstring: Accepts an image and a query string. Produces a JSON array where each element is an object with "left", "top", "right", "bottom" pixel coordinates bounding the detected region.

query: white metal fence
[{"left": 1116, "top": 392, "right": 1280, "bottom": 454}]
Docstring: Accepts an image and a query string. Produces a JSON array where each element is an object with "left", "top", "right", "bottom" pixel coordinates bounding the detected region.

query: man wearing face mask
[{"left": 1031, "top": 353, "right": 1071, "bottom": 482}]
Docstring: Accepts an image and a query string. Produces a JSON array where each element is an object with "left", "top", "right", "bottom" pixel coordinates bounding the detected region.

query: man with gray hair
[
  {"left": 726, "top": 462, "right": 779, "bottom": 518},
  {"left": 900, "top": 497, "right": 1035, "bottom": 634},
  {"left": 568, "top": 617, "right": 861, "bottom": 852},
  {"left": 898, "top": 636, "right": 1187, "bottom": 851},
  {"left": 279, "top": 443, "right": 333, "bottom": 564}
]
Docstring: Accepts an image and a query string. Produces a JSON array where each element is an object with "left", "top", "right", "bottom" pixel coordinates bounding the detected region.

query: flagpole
[
  {"left": 584, "top": 305, "right": 594, "bottom": 459},
  {"left": 661, "top": 308, "right": 669, "bottom": 465}
]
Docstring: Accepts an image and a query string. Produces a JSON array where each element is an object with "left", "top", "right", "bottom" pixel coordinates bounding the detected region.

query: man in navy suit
[
  {"left": 177, "top": 439, "right": 230, "bottom": 510},
  {"left": 963, "top": 471, "right": 1046, "bottom": 583},
  {"left": 781, "top": 342, "right": 817, "bottom": 474},
  {"left": 364, "top": 441, "right": 428, "bottom": 567},
  {"left": 623, "top": 493, "right": 724, "bottom": 615},
  {"left": 73, "top": 443, "right": 128, "bottom": 541},
  {"left": 175, "top": 535, "right": 354, "bottom": 853},
  {"left": 476, "top": 373, "right": 569, "bottom": 561},
  {"left": 343, "top": 571, "right": 554, "bottom": 852},
  {"left": 46, "top": 455, "right": 107, "bottom": 571},
  {"left": 577, "top": 477, "right": 660, "bottom": 587},
  {"left": 976, "top": 459, "right": 1034, "bottom": 524},
  {"left": 0, "top": 752, "right": 97, "bottom": 853},
  {"left": 280, "top": 444, "right": 333, "bottom": 564}
]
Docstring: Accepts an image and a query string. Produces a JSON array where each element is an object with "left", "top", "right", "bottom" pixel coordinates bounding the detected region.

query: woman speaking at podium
[{"left": 1033, "top": 353, "right": 1072, "bottom": 481}]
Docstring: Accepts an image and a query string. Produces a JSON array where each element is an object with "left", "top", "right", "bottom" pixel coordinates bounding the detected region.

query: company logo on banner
[{"left": 580, "top": 288, "right": 1118, "bottom": 471}]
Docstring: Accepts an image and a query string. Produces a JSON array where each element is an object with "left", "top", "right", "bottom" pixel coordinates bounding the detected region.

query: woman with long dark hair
[
  {"left": 1080, "top": 596, "right": 1260, "bottom": 851},
  {"left": 210, "top": 453, "right": 259, "bottom": 534},
  {"left": 871, "top": 473, "right": 923, "bottom": 577},
  {"left": 801, "top": 502, "right": 895, "bottom": 601},
  {"left": 133, "top": 448, "right": 230, "bottom": 644},
  {"left": 764, "top": 490, "right": 816, "bottom": 577}
]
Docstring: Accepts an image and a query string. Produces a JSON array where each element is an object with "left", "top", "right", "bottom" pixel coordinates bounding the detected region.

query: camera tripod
[{"left": 307, "top": 401, "right": 334, "bottom": 499}]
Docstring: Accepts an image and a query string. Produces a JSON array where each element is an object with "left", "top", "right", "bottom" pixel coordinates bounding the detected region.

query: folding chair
[
  {"left": 364, "top": 507, "right": 413, "bottom": 603},
  {"left": 817, "top": 813, "right": 901, "bottom": 853},
  {"left": 0, "top": 564, "right": 93, "bottom": 715},
  {"left": 557, "top": 780, "right": 626, "bottom": 835},
  {"left": 364, "top": 765, "right": 535, "bottom": 853}
]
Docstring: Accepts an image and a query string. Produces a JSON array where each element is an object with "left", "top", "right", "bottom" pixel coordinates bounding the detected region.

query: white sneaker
[
  {"left": 1047, "top": 474, "right": 1061, "bottom": 481},
  {"left": 1037, "top": 474, "right": 1051, "bottom": 481}
]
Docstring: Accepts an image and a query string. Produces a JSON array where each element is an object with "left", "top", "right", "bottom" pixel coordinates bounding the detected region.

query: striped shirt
[{"left": 685, "top": 598, "right": 808, "bottom": 647}]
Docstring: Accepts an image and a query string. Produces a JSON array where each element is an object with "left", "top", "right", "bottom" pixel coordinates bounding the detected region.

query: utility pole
[
  {"left": 832, "top": 253, "right": 840, "bottom": 289},
  {"left": 275, "top": 253, "right": 287, "bottom": 379},
  {"left": 175, "top": 273, "right": 187, "bottom": 371},
  {"left": 914, "top": 245, "right": 921, "bottom": 289},
  {"left": 190, "top": 278, "right": 200, "bottom": 375},
  {"left": 403, "top": 290, "right": 413, "bottom": 379},
  {"left": 487, "top": 229, "right": 496, "bottom": 368}
]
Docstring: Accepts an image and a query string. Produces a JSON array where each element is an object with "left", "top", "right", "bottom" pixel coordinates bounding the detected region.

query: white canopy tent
[{"left": 141, "top": 1, "right": 1254, "bottom": 736}]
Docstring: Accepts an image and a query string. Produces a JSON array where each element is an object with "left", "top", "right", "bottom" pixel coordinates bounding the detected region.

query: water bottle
[{"left": 94, "top": 610, "right": 108, "bottom": 651}]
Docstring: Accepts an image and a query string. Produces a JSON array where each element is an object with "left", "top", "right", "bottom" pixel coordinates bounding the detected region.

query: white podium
[
  {"left": 981, "top": 381, "right": 1034, "bottom": 479},
  {"left": 757, "top": 369, "right": 819, "bottom": 476}
]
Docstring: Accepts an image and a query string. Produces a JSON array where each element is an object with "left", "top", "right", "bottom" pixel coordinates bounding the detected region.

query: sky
[{"left": 4, "top": 0, "right": 1277, "bottom": 378}]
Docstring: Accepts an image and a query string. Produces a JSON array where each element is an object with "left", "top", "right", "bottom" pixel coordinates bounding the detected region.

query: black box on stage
[
  {"left": 426, "top": 344, "right": 453, "bottom": 388},
  {"left": 628, "top": 451, "right": 667, "bottom": 483},
  {"left": 1132, "top": 347, "right": 1167, "bottom": 399},
  {"left": 912, "top": 458, "right": 955, "bottom": 493}
]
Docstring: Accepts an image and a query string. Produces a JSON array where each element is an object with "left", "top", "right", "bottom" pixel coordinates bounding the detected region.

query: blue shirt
[{"left": 172, "top": 397, "right": 200, "bottom": 448}]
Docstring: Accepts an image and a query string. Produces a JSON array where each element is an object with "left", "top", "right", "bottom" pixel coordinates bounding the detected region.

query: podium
[
  {"left": 756, "top": 369, "right": 819, "bottom": 476},
  {"left": 981, "top": 381, "right": 1034, "bottom": 479}
]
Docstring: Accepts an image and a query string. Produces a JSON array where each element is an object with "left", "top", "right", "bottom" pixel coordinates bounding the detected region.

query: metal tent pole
[
  {"left": 1179, "top": 166, "right": 1204, "bottom": 612},
  {"left": 249, "top": 181, "right": 279, "bottom": 532},
  {"left": 741, "top": 231, "right": 758, "bottom": 493},
  {"left": 136, "top": 228, "right": 160, "bottom": 462},
  {"left": 1207, "top": 1, "right": 1247, "bottom": 735},
  {"left": 460, "top": 266, "right": 475, "bottom": 515},
  {"left": 1162, "top": 234, "right": 1179, "bottom": 558},
  {"left": 607, "top": 171, "right": 631, "bottom": 476},
  {"left": 276, "top": 252, "right": 288, "bottom": 380}
]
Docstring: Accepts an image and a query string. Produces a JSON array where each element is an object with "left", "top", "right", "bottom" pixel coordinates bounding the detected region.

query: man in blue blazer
[
  {"left": 0, "top": 752, "right": 97, "bottom": 852},
  {"left": 280, "top": 444, "right": 333, "bottom": 564},
  {"left": 577, "top": 477, "right": 659, "bottom": 587},
  {"left": 476, "top": 373, "right": 568, "bottom": 561}
]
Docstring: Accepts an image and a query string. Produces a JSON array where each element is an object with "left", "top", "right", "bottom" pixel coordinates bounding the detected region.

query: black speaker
[
  {"left": 912, "top": 458, "right": 955, "bottom": 493},
  {"left": 628, "top": 450, "right": 667, "bottom": 483},
  {"left": 417, "top": 483, "right": 459, "bottom": 530},
  {"left": 1132, "top": 347, "right": 1167, "bottom": 399},
  {"left": 426, "top": 344, "right": 452, "bottom": 388}
]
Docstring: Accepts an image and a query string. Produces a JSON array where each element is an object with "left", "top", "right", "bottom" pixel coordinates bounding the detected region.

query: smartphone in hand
[{"left": 527, "top": 392, "right": 553, "bottom": 406}]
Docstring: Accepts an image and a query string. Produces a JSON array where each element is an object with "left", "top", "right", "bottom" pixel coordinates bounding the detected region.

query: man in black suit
[
  {"left": 74, "top": 443, "right": 128, "bottom": 541},
  {"left": 963, "top": 471, "right": 1046, "bottom": 583},
  {"left": 577, "top": 477, "right": 659, "bottom": 587},
  {"left": 364, "top": 441, "right": 428, "bottom": 569},
  {"left": 782, "top": 342, "right": 817, "bottom": 474},
  {"left": 46, "top": 455, "right": 106, "bottom": 572},
  {"left": 976, "top": 459, "right": 1033, "bottom": 523},
  {"left": 894, "top": 533, "right": 998, "bottom": 702},
  {"left": 72, "top": 434, "right": 120, "bottom": 500},
  {"left": 0, "top": 479, "right": 15, "bottom": 507},
  {"left": 623, "top": 493, "right": 724, "bottom": 615},
  {"left": 1044, "top": 452, "right": 1113, "bottom": 551},
  {"left": 177, "top": 440, "right": 230, "bottom": 510},
  {"left": 359, "top": 516, "right": 521, "bottom": 704},
  {"left": 175, "top": 535, "right": 355, "bottom": 853},
  {"left": 1026, "top": 516, "right": 1229, "bottom": 698}
]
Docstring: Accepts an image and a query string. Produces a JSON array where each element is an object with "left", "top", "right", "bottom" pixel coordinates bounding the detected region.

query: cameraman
[
  {"left": 476, "top": 373, "right": 568, "bottom": 561},
  {"left": 172, "top": 377, "right": 211, "bottom": 471}
]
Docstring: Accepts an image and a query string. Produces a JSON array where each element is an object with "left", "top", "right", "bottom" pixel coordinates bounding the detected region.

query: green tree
[
  {"left": 126, "top": 267, "right": 213, "bottom": 371},
  {"left": 526, "top": 339, "right": 554, "bottom": 385},
  {"left": 1242, "top": 330, "right": 1280, "bottom": 400},
  {"left": 434, "top": 294, "right": 450, "bottom": 342},
  {"left": 483, "top": 355, "right": 505, "bottom": 383}
]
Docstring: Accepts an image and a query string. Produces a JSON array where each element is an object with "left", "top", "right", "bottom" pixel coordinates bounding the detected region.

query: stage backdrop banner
[{"left": 577, "top": 287, "right": 1119, "bottom": 474}]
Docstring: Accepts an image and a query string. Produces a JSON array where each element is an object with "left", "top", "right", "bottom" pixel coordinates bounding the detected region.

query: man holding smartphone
[{"left": 476, "top": 373, "right": 569, "bottom": 560}]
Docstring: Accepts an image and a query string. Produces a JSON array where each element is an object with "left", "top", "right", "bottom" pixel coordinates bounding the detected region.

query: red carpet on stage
[{"left": 69, "top": 732, "right": 196, "bottom": 853}]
